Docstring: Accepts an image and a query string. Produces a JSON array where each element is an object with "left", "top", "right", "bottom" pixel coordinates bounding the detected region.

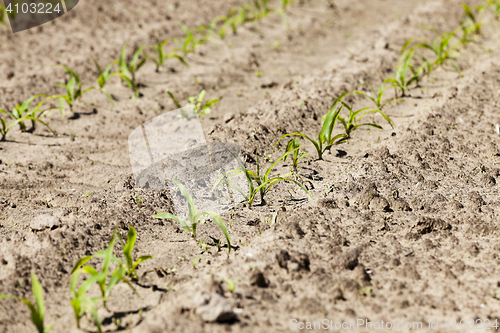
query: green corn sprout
[
  {"left": 70, "top": 227, "right": 148, "bottom": 331},
  {"left": 276, "top": 104, "right": 344, "bottom": 160},
  {"left": 5, "top": 94, "right": 58, "bottom": 133},
  {"left": 253, "top": 0, "right": 271, "bottom": 19},
  {"left": 415, "top": 32, "right": 462, "bottom": 71},
  {"left": 116, "top": 45, "right": 146, "bottom": 96},
  {"left": 119, "top": 225, "right": 153, "bottom": 281},
  {"left": 401, "top": 31, "right": 463, "bottom": 78},
  {"left": 488, "top": 0, "right": 500, "bottom": 18},
  {"left": 147, "top": 38, "right": 187, "bottom": 72},
  {"left": 92, "top": 59, "right": 116, "bottom": 107},
  {"left": 69, "top": 270, "right": 106, "bottom": 333},
  {"left": 384, "top": 47, "right": 419, "bottom": 97},
  {"left": 352, "top": 83, "right": 402, "bottom": 110},
  {"left": 335, "top": 101, "right": 394, "bottom": 142},
  {"left": 167, "top": 89, "right": 220, "bottom": 117},
  {"left": 214, "top": 147, "right": 311, "bottom": 207},
  {"left": 1, "top": 99, "right": 57, "bottom": 141},
  {"left": 461, "top": 3, "right": 485, "bottom": 35},
  {"left": 0, "top": 272, "right": 53, "bottom": 333},
  {"left": 187, "top": 90, "right": 220, "bottom": 116},
  {"left": 0, "top": 4, "right": 8, "bottom": 27},
  {"left": 154, "top": 179, "right": 231, "bottom": 253},
  {"left": 212, "top": 12, "right": 242, "bottom": 39},
  {"left": 71, "top": 230, "right": 137, "bottom": 307},
  {"left": 225, "top": 277, "right": 240, "bottom": 293},
  {"left": 55, "top": 66, "right": 97, "bottom": 113},
  {"left": 176, "top": 23, "right": 197, "bottom": 55},
  {"left": 166, "top": 89, "right": 182, "bottom": 109},
  {"left": 193, "top": 24, "right": 214, "bottom": 45},
  {"left": 208, "top": 15, "right": 230, "bottom": 39},
  {"left": 282, "top": 138, "right": 306, "bottom": 172}
]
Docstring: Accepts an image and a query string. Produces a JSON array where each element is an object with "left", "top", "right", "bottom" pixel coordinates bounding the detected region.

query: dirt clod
[
  {"left": 413, "top": 217, "right": 452, "bottom": 235},
  {"left": 249, "top": 271, "right": 269, "bottom": 288},
  {"left": 194, "top": 292, "right": 236, "bottom": 323}
]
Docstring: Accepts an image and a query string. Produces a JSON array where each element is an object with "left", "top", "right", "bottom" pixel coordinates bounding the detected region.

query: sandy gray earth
[{"left": 2, "top": 0, "right": 500, "bottom": 332}]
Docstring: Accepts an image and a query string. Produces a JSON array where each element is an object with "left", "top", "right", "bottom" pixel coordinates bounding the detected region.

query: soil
[{"left": 2, "top": 0, "right": 500, "bottom": 332}]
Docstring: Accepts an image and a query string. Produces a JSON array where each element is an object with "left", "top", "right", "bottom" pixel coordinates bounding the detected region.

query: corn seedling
[
  {"left": 0, "top": 109, "right": 56, "bottom": 142},
  {"left": 352, "top": 83, "right": 403, "bottom": 110},
  {"left": 1, "top": 94, "right": 58, "bottom": 136},
  {"left": 282, "top": 138, "right": 306, "bottom": 172},
  {"left": 488, "top": 0, "right": 500, "bottom": 18},
  {"left": 166, "top": 89, "right": 182, "bottom": 109},
  {"left": 167, "top": 89, "right": 220, "bottom": 117},
  {"left": 116, "top": 45, "right": 146, "bottom": 96},
  {"left": 71, "top": 229, "right": 137, "bottom": 308},
  {"left": 214, "top": 147, "right": 311, "bottom": 207},
  {"left": 461, "top": 3, "right": 485, "bottom": 35},
  {"left": 225, "top": 277, "right": 240, "bottom": 293},
  {"left": 118, "top": 225, "right": 153, "bottom": 281},
  {"left": 132, "top": 196, "right": 143, "bottom": 209},
  {"left": 384, "top": 47, "right": 420, "bottom": 97},
  {"left": 187, "top": 90, "right": 220, "bottom": 116},
  {"left": 192, "top": 256, "right": 201, "bottom": 268},
  {"left": 276, "top": 104, "right": 344, "bottom": 160},
  {"left": 176, "top": 23, "right": 197, "bottom": 55},
  {"left": 69, "top": 270, "right": 106, "bottom": 333},
  {"left": 252, "top": 0, "right": 273, "bottom": 20},
  {"left": 0, "top": 4, "right": 8, "bottom": 27},
  {"left": 92, "top": 59, "right": 117, "bottom": 107},
  {"left": 199, "top": 240, "right": 211, "bottom": 254},
  {"left": 209, "top": 15, "right": 231, "bottom": 39},
  {"left": 335, "top": 101, "right": 394, "bottom": 142},
  {"left": 404, "top": 31, "right": 463, "bottom": 76},
  {"left": 154, "top": 179, "right": 231, "bottom": 253},
  {"left": 147, "top": 38, "right": 188, "bottom": 72},
  {"left": 0, "top": 272, "right": 53, "bottom": 333},
  {"left": 55, "top": 66, "right": 97, "bottom": 113}
]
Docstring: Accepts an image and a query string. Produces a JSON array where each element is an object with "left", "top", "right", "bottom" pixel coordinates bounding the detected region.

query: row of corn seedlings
[
  {"left": 386, "top": 1, "right": 496, "bottom": 97},
  {"left": 224, "top": 0, "right": 500, "bottom": 209},
  {"left": 2, "top": 2, "right": 500, "bottom": 330},
  {"left": 0, "top": 0, "right": 294, "bottom": 141},
  {"left": 0, "top": 225, "right": 153, "bottom": 333},
  {"left": 275, "top": 0, "right": 500, "bottom": 161}
]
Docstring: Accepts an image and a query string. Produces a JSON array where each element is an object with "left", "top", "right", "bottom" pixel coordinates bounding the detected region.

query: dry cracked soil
[{"left": 2, "top": 0, "right": 500, "bottom": 332}]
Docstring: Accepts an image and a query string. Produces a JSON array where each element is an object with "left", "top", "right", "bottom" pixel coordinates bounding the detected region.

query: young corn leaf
[
  {"left": 384, "top": 47, "right": 416, "bottom": 96},
  {"left": 146, "top": 38, "right": 188, "bottom": 72},
  {"left": 283, "top": 138, "right": 306, "bottom": 171},
  {"left": 120, "top": 225, "right": 153, "bottom": 280},
  {"left": 0, "top": 272, "right": 52, "bottom": 333},
  {"left": 336, "top": 101, "right": 394, "bottom": 142},
  {"left": 214, "top": 147, "right": 311, "bottom": 207},
  {"left": 70, "top": 269, "right": 107, "bottom": 332},
  {"left": 93, "top": 59, "right": 116, "bottom": 107},
  {"left": 116, "top": 45, "right": 146, "bottom": 96},
  {"left": 155, "top": 180, "right": 231, "bottom": 252},
  {"left": 276, "top": 104, "right": 344, "bottom": 159},
  {"left": 166, "top": 89, "right": 182, "bottom": 109},
  {"left": 177, "top": 23, "right": 197, "bottom": 55},
  {"left": 202, "top": 211, "right": 231, "bottom": 253},
  {"left": 0, "top": 110, "right": 57, "bottom": 141},
  {"left": 55, "top": 65, "right": 98, "bottom": 111},
  {"left": 352, "top": 83, "right": 402, "bottom": 110}
]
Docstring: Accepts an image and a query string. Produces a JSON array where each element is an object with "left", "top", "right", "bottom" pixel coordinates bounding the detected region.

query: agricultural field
[{"left": 2, "top": 0, "right": 500, "bottom": 332}]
